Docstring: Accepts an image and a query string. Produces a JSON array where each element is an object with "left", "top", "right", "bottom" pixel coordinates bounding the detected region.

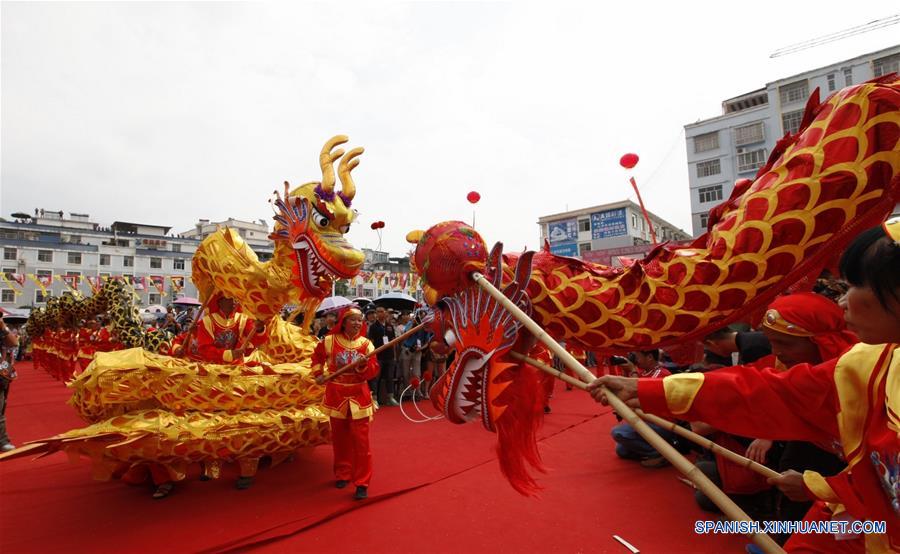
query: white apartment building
[
  {"left": 0, "top": 210, "right": 199, "bottom": 308},
  {"left": 685, "top": 45, "right": 900, "bottom": 236},
  {"left": 180, "top": 218, "right": 274, "bottom": 261},
  {"left": 537, "top": 200, "right": 691, "bottom": 258}
]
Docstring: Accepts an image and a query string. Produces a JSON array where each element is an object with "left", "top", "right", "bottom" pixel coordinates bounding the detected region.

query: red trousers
[{"left": 330, "top": 416, "right": 372, "bottom": 488}]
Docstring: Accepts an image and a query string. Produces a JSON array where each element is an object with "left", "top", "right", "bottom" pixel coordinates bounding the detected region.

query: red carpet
[{"left": 1, "top": 362, "right": 746, "bottom": 553}]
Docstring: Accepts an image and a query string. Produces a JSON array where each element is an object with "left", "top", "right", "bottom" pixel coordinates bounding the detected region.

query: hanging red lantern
[
  {"left": 377, "top": 221, "right": 385, "bottom": 229},
  {"left": 466, "top": 191, "right": 481, "bottom": 204},
  {"left": 370, "top": 222, "right": 379, "bottom": 230},
  {"left": 619, "top": 153, "right": 639, "bottom": 169}
]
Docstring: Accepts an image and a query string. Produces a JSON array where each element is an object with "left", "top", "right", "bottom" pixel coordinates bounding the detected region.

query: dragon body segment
[
  {"left": 410, "top": 76, "right": 900, "bottom": 493},
  {"left": 6, "top": 136, "right": 368, "bottom": 484}
]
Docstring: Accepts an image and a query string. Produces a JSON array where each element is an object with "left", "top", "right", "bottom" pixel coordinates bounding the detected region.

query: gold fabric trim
[
  {"left": 833, "top": 343, "right": 893, "bottom": 466},
  {"left": 762, "top": 309, "right": 813, "bottom": 337},
  {"left": 802, "top": 470, "right": 840, "bottom": 503},
  {"left": 662, "top": 373, "right": 705, "bottom": 415}
]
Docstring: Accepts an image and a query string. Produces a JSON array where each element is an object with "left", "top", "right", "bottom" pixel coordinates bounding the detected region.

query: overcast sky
[{"left": 2, "top": 2, "right": 898, "bottom": 257}]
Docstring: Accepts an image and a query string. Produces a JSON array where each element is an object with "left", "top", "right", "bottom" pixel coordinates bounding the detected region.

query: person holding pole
[
  {"left": 587, "top": 219, "right": 900, "bottom": 554},
  {"left": 313, "top": 307, "right": 380, "bottom": 500}
]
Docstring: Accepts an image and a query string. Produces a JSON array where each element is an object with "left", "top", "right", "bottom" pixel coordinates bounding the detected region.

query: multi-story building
[
  {"left": 0, "top": 210, "right": 200, "bottom": 308},
  {"left": 685, "top": 45, "right": 900, "bottom": 236},
  {"left": 180, "top": 218, "right": 274, "bottom": 261},
  {"left": 537, "top": 200, "right": 691, "bottom": 263},
  {"left": 349, "top": 248, "right": 421, "bottom": 301}
]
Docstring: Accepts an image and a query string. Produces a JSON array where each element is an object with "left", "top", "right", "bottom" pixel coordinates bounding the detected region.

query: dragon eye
[
  {"left": 312, "top": 207, "right": 330, "bottom": 228},
  {"left": 339, "top": 224, "right": 350, "bottom": 234}
]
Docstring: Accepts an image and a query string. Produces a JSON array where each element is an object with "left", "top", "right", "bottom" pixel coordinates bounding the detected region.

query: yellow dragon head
[{"left": 270, "top": 136, "right": 366, "bottom": 298}]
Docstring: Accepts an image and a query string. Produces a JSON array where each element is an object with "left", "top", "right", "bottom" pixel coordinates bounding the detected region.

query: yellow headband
[
  {"left": 884, "top": 215, "right": 900, "bottom": 246},
  {"left": 762, "top": 309, "right": 814, "bottom": 337}
]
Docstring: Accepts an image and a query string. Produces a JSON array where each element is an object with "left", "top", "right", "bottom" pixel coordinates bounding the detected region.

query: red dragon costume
[{"left": 405, "top": 75, "right": 900, "bottom": 496}]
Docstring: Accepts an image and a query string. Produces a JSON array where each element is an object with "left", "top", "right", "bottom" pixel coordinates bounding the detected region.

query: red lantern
[
  {"left": 370, "top": 222, "right": 378, "bottom": 230},
  {"left": 466, "top": 191, "right": 481, "bottom": 204},
  {"left": 410, "top": 377, "right": 421, "bottom": 388},
  {"left": 378, "top": 221, "right": 385, "bottom": 229},
  {"left": 619, "top": 153, "right": 639, "bottom": 169}
]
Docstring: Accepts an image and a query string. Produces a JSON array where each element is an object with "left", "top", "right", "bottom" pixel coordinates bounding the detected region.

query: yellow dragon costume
[{"left": 4, "top": 136, "right": 366, "bottom": 483}]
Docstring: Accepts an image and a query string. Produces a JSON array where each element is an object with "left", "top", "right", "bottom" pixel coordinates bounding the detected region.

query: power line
[{"left": 770, "top": 14, "right": 900, "bottom": 58}]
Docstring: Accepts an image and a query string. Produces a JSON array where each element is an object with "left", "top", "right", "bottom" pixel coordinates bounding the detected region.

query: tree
[{"left": 333, "top": 280, "right": 350, "bottom": 297}]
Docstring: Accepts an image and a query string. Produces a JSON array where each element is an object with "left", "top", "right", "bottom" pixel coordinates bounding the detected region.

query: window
[
  {"left": 35, "top": 289, "right": 51, "bottom": 304},
  {"left": 1, "top": 289, "right": 14, "bottom": 303},
  {"left": 172, "top": 244, "right": 181, "bottom": 253},
  {"left": 99, "top": 272, "right": 111, "bottom": 280},
  {"left": 698, "top": 185, "right": 724, "bottom": 204},
  {"left": 826, "top": 73, "right": 836, "bottom": 92},
  {"left": 734, "top": 122, "right": 765, "bottom": 146},
  {"left": 577, "top": 219, "right": 590, "bottom": 233},
  {"left": 696, "top": 159, "right": 721, "bottom": 178},
  {"left": 578, "top": 243, "right": 592, "bottom": 255},
  {"left": 693, "top": 132, "right": 719, "bottom": 153},
  {"left": 843, "top": 68, "right": 853, "bottom": 86},
  {"left": 174, "top": 258, "right": 185, "bottom": 270},
  {"left": 149, "top": 293, "right": 162, "bottom": 305},
  {"left": 65, "top": 271, "right": 81, "bottom": 288},
  {"left": 99, "top": 254, "right": 111, "bottom": 266},
  {"left": 2, "top": 268, "right": 14, "bottom": 278},
  {"left": 116, "top": 239, "right": 130, "bottom": 247},
  {"left": 782, "top": 110, "right": 804, "bottom": 135},
  {"left": 699, "top": 213, "right": 709, "bottom": 228},
  {"left": 737, "top": 148, "right": 767, "bottom": 173},
  {"left": 37, "top": 269, "right": 52, "bottom": 278},
  {"left": 873, "top": 54, "right": 900, "bottom": 77},
  {"left": 123, "top": 256, "right": 134, "bottom": 267},
  {"left": 38, "top": 250, "right": 53, "bottom": 262},
  {"left": 3, "top": 248, "right": 16, "bottom": 261},
  {"left": 150, "top": 257, "right": 162, "bottom": 269},
  {"left": 631, "top": 214, "right": 640, "bottom": 230},
  {"left": 69, "top": 235, "right": 82, "bottom": 244},
  {"left": 68, "top": 252, "right": 82, "bottom": 265},
  {"left": 779, "top": 80, "right": 808, "bottom": 104}
]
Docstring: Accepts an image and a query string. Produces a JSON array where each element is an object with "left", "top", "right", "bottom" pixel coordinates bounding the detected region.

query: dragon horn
[
  {"left": 338, "top": 147, "right": 364, "bottom": 202},
  {"left": 319, "top": 135, "right": 348, "bottom": 193}
]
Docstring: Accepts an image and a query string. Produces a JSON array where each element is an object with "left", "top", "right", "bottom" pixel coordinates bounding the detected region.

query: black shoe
[
  {"left": 354, "top": 486, "right": 368, "bottom": 500},
  {"left": 235, "top": 476, "right": 254, "bottom": 490},
  {"left": 335, "top": 479, "right": 349, "bottom": 489}
]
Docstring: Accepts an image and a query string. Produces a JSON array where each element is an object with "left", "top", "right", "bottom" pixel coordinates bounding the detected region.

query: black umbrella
[{"left": 372, "top": 292, "right": 417, "bottom": 311}]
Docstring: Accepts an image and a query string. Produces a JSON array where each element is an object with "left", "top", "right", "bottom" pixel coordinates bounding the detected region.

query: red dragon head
[
  {"left": 270, "top": 136, "right": 366, "bottom": 299},
  {"left": 410, "top": 222, "right": 545, "bottom": 494}
]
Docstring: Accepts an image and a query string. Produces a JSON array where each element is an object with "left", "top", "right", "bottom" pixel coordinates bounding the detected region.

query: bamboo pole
[
  {"left": 637, "top": 410, "right": 780, "bottom": 480},
  {"left": 473, "top": 273, "right": 783, "bottom": 554},
  {"left": 509, "top": 351, "right": 780, "bottom": 480},
  {"left": 320, "top": 321, "right": 428, "bottom": 383}
]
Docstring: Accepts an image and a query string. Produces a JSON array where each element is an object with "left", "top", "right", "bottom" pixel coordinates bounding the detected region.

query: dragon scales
[
  {"left": 2, "top": 136, "right": 368, "bottom": 483},
  {"left": 408, "top": 76, "right": 900, "bottom": 494}
]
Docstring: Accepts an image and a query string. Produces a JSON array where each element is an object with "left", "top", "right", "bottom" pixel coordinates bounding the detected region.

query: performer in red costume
[
  {"left": 189, "top": 294, "right": 265, "bottom": 364},
  {"left": 589, "top": 219, "right": 900, "bottom": 553},
  {"left": 93, "top": 317, "right": 118, "bottom": 353},
  {"left": 313, "top": 307, "right": 380, "bottom": 500},
  {"left": 76, "top": 319, "right": 100, "bottom": 372}
]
